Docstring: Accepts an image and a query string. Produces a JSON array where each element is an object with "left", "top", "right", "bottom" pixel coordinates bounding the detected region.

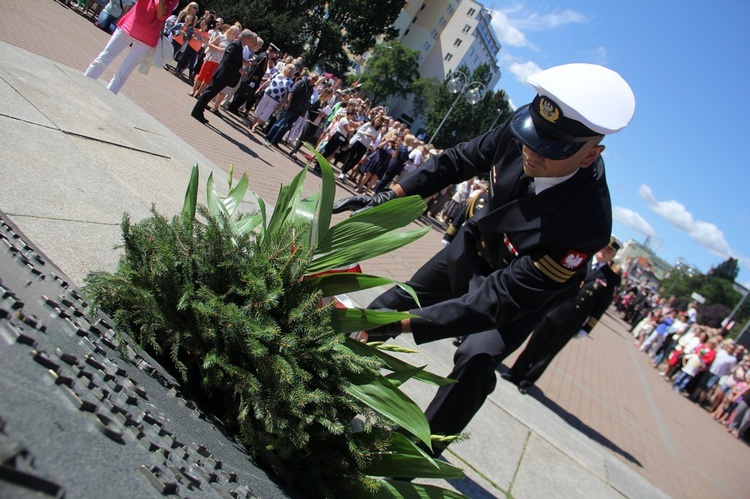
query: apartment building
[{"left": 388, "top": 0, "right": 502, "bottom": 127}]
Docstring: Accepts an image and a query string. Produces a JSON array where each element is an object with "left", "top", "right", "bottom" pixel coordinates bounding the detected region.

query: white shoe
[{"left": 338, "top": 173, "right": 346, "bottom": 180}]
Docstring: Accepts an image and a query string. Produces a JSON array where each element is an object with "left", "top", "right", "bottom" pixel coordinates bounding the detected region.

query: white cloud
[
  {"left": 613, "top": 207, "right": 656, "bottom": 237},
  {"left": 490, "top": 7, "right": 589, "bottom": 48},
  {"left": 638, "top": 184, "right": 733, "bottom": 258},
  {"left": 585, "top": 46, "right": 608, "bottom": 65},
  {"left": 490, "top": 10, "right": 528, "bottom": 48},
  {"left": 491, "top": 6, "right": 592, "bottom": 86},
  {"left": 508, "top": 61, "right": 542, "bottom": 84},
  {"left": 513, "top": 10, "right": 590, "bottom": 30}
]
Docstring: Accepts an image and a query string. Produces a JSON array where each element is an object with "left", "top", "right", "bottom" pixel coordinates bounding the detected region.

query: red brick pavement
[{"left": 4, "top": 3, "right": 750, "bottom": 498}]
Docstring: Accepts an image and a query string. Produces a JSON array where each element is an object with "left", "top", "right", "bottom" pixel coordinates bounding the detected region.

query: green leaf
[
  {"left": 304, "top": 143, "right": 335, "bottom": 246},
  {"left": 331, "top": 309, "right": 418, "bottom": 334},
  {"left": 234, "top": 213, "right": 264, "bottom": 236},
  {"left": 385, "top": 365, "right": 428, "bottom": 387},
  {"left": 366, "top": 433, "right": 464, "bottom": 480},
  {"left": 344, "top": 371, "right": 432, "bottom": 448},
  {"left": 306, "top": 227, "right": 429, "bottom": 275},
  {"left": 307, "top": 272, "right": 420, "bottom": 306},
  {"left": 252, "top": 191, "right": 267, "bottom": 238},
  {"left": 373, "top": 479, "right": 468, "bottom": 498},
  {"left": 315, "top": 196, "right": 427, "bottom": 255},
  {"left": 316, "top": 230, "right": 429, "bottom": 276},
  {"left": 223, "top": 172, "right": 249, "bottom": 217},
  {"left": 293, "top": 192, "right": 319, "bottom": 244},
  {"left": 265, "top": 167, "right": 307, "bottom": 241},
  {"left": 227, "top": 163, "right": 234, "bottom": 190},
  {"left": 341, "top": 338, "right": 454, "bottom": 387},
  {"left": 206, "top": 171, "right": 230, "bottom": 219},
  {"left": 181, "top": 164, "right": 199, "bottom": 220}
]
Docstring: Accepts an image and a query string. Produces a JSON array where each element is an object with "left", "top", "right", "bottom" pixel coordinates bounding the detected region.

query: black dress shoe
[
  {"left": 452, "top": 335, "right": 468, "bottom": 346},
  {"left": 518, "top": 381, "right": 534, "bottom": 395},
  {"left": 501, "top": 371, "right": 520, "bottom": 385},
  {"left": 191, "top": 113, "right": 208, "bottom": 124}
]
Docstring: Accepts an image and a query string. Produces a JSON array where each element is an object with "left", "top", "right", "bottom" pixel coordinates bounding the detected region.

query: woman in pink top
[{"left": 85, "top": 0, "right": 180, "bottom": 94}]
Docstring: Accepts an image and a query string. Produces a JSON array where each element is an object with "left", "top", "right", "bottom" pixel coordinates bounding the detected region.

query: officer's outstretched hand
[{"left": 331, "top": 189, "right": 398, "bottom": 217}]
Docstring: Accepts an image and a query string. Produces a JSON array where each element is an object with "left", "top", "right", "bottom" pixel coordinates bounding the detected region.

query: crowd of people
[
  {"left": 100, "top": 2, "right": 443, "bottom": 198},
  {"left": 615, "top": 285, "right": 750, "bottom": 439},
  {"left": 75, "top": 0, "right": 484, "bottom": 226}
]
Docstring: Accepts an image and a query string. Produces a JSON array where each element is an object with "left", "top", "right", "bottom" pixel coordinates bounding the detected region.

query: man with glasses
[{"left": 332, "top": 63, "right": 636, "bottom": 455}]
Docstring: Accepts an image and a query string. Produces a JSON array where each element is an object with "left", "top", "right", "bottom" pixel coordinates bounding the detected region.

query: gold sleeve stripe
[
  {"left": 446, "top": 226, "right": 458, "bottom": 236},
  {"left": 586, "top": 318, "right": 599, "bottom": 328},
  {"left": 533, "top": 255, "right": 576, "bottom": 282}
]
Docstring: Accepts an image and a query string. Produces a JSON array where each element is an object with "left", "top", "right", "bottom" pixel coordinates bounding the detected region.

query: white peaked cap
[{"left": 527, "top": 63, "right": 636, "bottom": 134}]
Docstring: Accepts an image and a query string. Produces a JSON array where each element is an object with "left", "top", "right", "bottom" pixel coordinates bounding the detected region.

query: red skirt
[{"left": 196, "top": 60, "right": 219, "bottom": 84}]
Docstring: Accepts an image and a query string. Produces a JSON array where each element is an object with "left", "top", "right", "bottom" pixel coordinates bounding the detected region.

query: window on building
[
  {"left": 431, "top": 29, "right": 439, "bottom": 40},
  {"left": 412, "top": 16, "right": 417, "bottom": 23},
  {"left": 467, "top": 8, "right": 476, "bottom": 16},
  {"left": 462, "top": 24, "right": 471, "bottom": 33},
  {"left": 404, "top": 29, "right": 410, "bottom": 36},
  {"left": 447, "top": 4, "right": 454, "bottom": 14},
  {"left": 444, "top": 53, "right": 453, "bottom": 61},
  {"left": 453, "top": 38, "right": 462, "bottom": 47},
  {"left": 438, "top": 16, "right": 446, "bottom": 27},
  {"left": 420, "top": 2, "right": 426, "bottom": 9},
  {"left": 423, "top": 41, "right": 432, "bottom": 52}
]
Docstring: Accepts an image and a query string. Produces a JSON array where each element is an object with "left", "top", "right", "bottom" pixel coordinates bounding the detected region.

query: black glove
[
  {"left": 364, "top": 321, "right": 402, "bottom": 342},
  {"left": 331, "top": 189, "right": 398, "bottom": 216}
]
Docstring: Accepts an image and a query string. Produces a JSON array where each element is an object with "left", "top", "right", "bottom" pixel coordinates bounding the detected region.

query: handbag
[
  {"left": 153, "top": 35, "right": 172, "bottom": 67},
  {"left": 138, "top": 35, "right": 172, "bottom": 75}
]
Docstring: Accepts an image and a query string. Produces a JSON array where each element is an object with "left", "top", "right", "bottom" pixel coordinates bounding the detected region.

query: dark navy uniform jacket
[
  {"left": 397, "top": 107, "right": 612, "bottom": 342},
  {"left": 212, "top": 40, "right": 245, "bottom": 88},
  {"left": 548, "top": 262, "right": 622, "bottom": 334}
]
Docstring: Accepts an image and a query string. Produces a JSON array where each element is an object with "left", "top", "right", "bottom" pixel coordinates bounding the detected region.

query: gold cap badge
[{"left": 539, "top": 97, "right": 560, "bottom": 123}]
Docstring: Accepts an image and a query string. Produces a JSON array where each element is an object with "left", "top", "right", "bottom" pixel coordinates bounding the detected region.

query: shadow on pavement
[
  {"left": 445, "top": 475, "right": 499, "bottom": 498},
  {"left": 531, "top": 388, "right": 643, "bottom": 467}
]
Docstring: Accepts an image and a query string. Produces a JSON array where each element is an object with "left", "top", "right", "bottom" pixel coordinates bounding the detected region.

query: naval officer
[{"left": 333, "top": 63, "right": 636, "bottom": 454}]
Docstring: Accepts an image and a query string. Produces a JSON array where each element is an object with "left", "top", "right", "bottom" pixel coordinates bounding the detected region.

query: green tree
[
  {"left": 209, "top": 0, "right": 404, "bottom": 75},
  {"left": 423, "top": 64, "right": 512, "bottom": 148},
  {"left": 659, "top": 265, "right": 704, "bottom": 301},
  {"left": 708, "top": 257, "right": 740, "bottom": 283},
  {"left": 659, "top": 260, "right": 750, "bottom": 337},
  {"left": 356, "top": 41, "right": 421, "bottom": 105},
  {"left": 410, "top": 76, "right": 441, "bottom": 120}
]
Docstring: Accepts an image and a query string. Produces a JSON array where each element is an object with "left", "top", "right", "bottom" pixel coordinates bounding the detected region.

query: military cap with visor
[{"left": 510, "top": 63, "right": 636, "bottom": 160}]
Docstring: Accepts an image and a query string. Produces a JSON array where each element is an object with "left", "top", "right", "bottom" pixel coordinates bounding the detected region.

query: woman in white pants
[{"left": 85, "top": 0, "right": 179, "bottom": 94}]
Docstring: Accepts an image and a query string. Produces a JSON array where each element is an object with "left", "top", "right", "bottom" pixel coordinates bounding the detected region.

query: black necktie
[{"left": 512, "top": 173, "right": 534, "bottom": 200}]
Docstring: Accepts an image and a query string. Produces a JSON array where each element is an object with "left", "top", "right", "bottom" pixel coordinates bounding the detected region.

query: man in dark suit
[
  {"left": 227, "top": 43, "right": 279, "bottom": 116},
  {"left": 191, "top": 29, "right": 258, "bottom": 124},
  {"left": 332, "top": 63, "right": 636, "bottom": 456},
  {"left": 503, "top": 237, "right": 622, "bottom": 394}
]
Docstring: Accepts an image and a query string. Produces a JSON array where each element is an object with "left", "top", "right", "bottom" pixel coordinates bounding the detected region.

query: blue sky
[{"left": 486, "top": 1, "right": 750, "bottom": 287}]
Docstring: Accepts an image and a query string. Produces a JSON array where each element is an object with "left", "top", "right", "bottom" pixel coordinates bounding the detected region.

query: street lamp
[
  {"left": 487, "top": 108, "right": 504, "bottom": 132},
  {"left": 428, "top": 71, "right": 485, "bottom": 144}
]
